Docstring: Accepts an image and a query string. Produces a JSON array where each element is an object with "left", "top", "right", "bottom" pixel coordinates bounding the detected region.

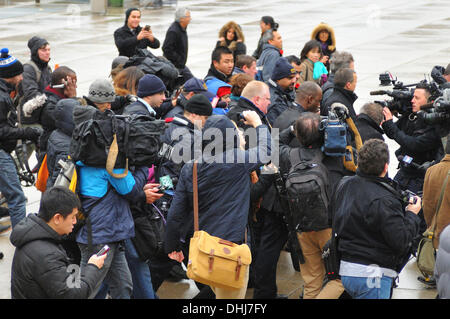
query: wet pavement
[{"left": 1, "top": 0, "right": 449, "bottom": 299}]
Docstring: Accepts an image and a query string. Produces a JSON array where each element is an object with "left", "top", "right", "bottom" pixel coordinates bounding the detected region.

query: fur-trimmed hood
[
  {"left": 311, "top": 22, "right": 336, "bottom": 52},
  {"left": 218, "top": 21, "right": 245, "bottom": 51}
]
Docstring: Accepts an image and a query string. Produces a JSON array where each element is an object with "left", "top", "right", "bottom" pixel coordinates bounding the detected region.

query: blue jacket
[
  {"left": 164, "top": 115, "right": 271, "bottom": 253},
  {"left": 75, "top": 163, "right": 148, "bottom": 245},
  {"left": 256, "top": 44, "right": 281, "bottom": 83}
]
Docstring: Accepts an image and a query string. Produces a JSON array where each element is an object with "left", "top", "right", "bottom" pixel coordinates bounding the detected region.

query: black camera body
[{"left": 418, "top": 88, "right": 450, "bottom": 136}]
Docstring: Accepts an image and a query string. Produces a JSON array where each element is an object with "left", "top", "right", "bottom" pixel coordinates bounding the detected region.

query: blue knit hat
[
  {"left": 137, "top": 74, "right": 166, "bottom": 98},
  {"left": 271, "top": 57, "right": 296, "bottom": 81},
  {"left": 0, "top": 48, "right": 23, "bottom": 79}
]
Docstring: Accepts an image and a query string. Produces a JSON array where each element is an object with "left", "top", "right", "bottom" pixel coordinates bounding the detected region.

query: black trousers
[{"left": 252, "top": 208, "right": 288, "bottom": 299}]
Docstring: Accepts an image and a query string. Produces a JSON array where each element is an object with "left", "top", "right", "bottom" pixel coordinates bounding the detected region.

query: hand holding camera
[
  {"left": 241, "top": 110, "right": 262, "bottom": 128},
  {"left": 406, "top": 196, "right": 421, "bottom": 215},
  {"left": 143, "top": 183, "right": 164, "bottom": 204}
]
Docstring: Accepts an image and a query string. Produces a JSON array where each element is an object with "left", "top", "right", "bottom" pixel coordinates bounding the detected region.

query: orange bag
[{"left": 35, "top": 154, "right": 49, "bottom": 192}]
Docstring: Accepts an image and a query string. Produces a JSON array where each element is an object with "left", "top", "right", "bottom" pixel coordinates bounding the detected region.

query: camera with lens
[
  {"left": 418, "top": 88, "right": 450, "bottom": 136},
  {"left": 400, "top": 189, "right": 421, "bottom": 205}
]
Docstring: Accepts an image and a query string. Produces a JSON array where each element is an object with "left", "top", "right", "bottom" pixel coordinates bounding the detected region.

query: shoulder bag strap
[
  {"left": 193, "top": 161, "right": 199, "bottom": 232},
  {"left": 430, "top": 170, "right": 450, "bottom": 238}
]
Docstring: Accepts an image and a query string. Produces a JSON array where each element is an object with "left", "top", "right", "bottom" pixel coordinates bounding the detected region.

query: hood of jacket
[
  {"left": 27, "top": 36, "right": 50, "bottom": 68},
  {"left": 218, "top": 21, "right": 245, "bottom": 49},
  {"left": 202, "top": 115, "right": 239, "bottom": 153},
  {"left": 72, "top": 104, "right": 101, "bottom": 126},
  {"left": 10, "top": 213, "right": 61, "bottom": 249},
  {"left": 54, "top": 98, "right": 78, "bottom": 136},
  {"left": 311, "top": 22, "right": 336, "bottom": 52}
]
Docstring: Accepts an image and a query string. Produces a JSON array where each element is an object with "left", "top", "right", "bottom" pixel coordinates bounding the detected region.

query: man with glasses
[
  {"left": 266, "top": 57, "right": 299, "bottom": 126},
  {"left": 162, "top": 7, "right": 193, "bottom": 86}
]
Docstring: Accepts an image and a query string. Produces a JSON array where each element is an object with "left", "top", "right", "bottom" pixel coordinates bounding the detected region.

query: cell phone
[
  {"left": 144, "top": 25, "right": 151, "bottom": 31},
  {"left": 52, "top": 84, "right": 65, "bottom": 89},
  {"left": 96, "top": 245, "right": 110, "bottom": 257},
  {"left": 402, "top": 155, "right": 413, "bottom": 165}
]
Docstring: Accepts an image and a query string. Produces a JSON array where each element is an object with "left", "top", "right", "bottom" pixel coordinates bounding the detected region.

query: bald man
[{"left": 273, "top": 81, "right": 322, "bottom": 132}]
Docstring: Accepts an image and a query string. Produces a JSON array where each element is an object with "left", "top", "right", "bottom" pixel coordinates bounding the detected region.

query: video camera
[
  {"left": 418, "top": 88, "right": 450, "bottom": 130},
  {"left": 370, "top": 72, "right": 421, "bottom": 114}
]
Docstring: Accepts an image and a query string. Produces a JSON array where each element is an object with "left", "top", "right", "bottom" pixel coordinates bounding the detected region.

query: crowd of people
[{"left": 0, "top": 5, "right": 450, "bottom": 300}]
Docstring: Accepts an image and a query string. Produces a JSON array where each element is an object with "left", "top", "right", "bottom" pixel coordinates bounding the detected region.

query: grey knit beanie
[{"left": 88, "top": 79, "right": 116, "bottom": 103}]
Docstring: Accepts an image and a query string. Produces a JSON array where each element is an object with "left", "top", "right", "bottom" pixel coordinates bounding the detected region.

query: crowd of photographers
[{"left": 1, "top": 6, "right": 450, "bottom": 300}]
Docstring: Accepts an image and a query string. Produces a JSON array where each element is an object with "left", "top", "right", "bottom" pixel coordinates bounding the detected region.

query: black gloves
[{"left": 23, "top": 127, "right": 43, "bottom": 142}]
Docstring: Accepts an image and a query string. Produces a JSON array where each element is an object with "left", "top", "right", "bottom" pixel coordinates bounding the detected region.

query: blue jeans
[
  {"left": 0, "top": 149, "right": 26, "bottom": 228},
  {"left": 341, "top": 276, "right": 393, "bottom": 299},
  {"left": 124, "top": 239, "right": 157, "bottom": 299},
  {"left": 79, "top": 241, "right": 133, "bottom": 299}
]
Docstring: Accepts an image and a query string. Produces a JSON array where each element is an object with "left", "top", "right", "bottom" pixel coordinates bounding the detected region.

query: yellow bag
[{"left": 186, "top": 161, "right": 252, "bottom": 290}]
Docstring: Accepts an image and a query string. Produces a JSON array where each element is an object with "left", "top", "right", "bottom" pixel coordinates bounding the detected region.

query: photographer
[
  {"left": 333, "top": 139, "right": 422, "bottom": 299},
  {"left": 382, "top": 83, "right": 444, "bottom": 196}
]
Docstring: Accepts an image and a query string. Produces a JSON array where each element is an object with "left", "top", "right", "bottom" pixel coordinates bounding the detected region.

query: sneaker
[{"left": 0, "top": 224, "right": 11, "bottom": 235}]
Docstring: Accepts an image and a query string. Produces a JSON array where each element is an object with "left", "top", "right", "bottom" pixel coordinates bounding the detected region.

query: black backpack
[
  {"left": 70, "top": 111, "right": 165, "bottom": 170},
  {"left": 285, "top": 148, "right": 330, "bottom": 232}
]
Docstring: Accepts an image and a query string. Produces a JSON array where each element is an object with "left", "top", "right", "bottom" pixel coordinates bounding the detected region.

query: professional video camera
[
  {"left": 370, "top": 72, "right": 425, "bottom": 114},
  {"left": 418, "top": 88, "right": 450, "bottom": 136}
]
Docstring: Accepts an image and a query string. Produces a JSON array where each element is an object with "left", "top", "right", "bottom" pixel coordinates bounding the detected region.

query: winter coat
[
  {"left": 114, "top": 24, "right": 160, "bottom": 58},
  {"left": 164, "top": 116, "right": 271, "bottom": 252},
  {"left": 272, "top": 103, "right": 306, "bottom": 133},
  {"left": 162, "top": 22, "right": 188, "bottom": 69},
  {"left": 75, "top": 162, "right": 148, "bottom": 245},
  {"left": 256, "top": 43, "right": 282, "bottom": 83},
  {"left": 46, "top": 99, "right": 77, "bottom": 188},
  {"left": 423, "top": 154, "right": 450, "bottom": 249},
  {"left": 320, "top": 73, "right": 335, "bottom": 108},
  {"left": 204, "top": 65, "right": 231, "bottom": 84},
  {"left": 322, "top": 86, "right": 358, "bottom": 121},
  {"left": 435, "top": 225, "right": 450, "bottom": 298},
  {"left": 333, "top": 172, "right": 421, "bottom": 271},
  {"left": 311, "top": 22, "right": 336, "bottom": 70},
  {"left": 382, "top": 114, "right": 444, "bottom": 177},
  {"left": 215, "top": 21, "right": 247, "bottom": 61},
  {"left": 297, "top": 59, "right": 318, "bottom": 85},
  {"left": 0, "top": 79, "right": 34, "bottom": 153},
  {"left": 355, "top": 113, "right": 385, "bottom": 143},
  {"left": 18, "top": 59, "right": 52, "bottom": 125},
  {"left": 266, "top": 78, "right": 297, "bottom": 126},
  {"left": 10, "top": 214, "right": 103, "bottom": 299},
  {"left": 123, "top": 98, "right": 156, "bottom": 117},
  {"left": 252, "top": 29, "right": 272, "bottom": 60}
]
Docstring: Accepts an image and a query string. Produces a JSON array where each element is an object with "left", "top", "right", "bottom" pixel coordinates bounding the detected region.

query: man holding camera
[
  {"left": 382, "top": 83, "right": 444, "bottom": 194},
  {"left": 333, "top": 139, "right": 422, "bottom": 299}
]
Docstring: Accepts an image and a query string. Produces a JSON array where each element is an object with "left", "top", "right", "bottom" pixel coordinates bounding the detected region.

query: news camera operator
[
  {"left": 382, "top": 83, "right": 444, "bottom": 195},
  {"left": 333, "top": 139, "right": 422, "bottom": 299}
]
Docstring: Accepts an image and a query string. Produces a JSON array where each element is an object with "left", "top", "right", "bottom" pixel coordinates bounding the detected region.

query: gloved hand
[{"left": 23, "top": 127, "right": 43, "bottom": 142}]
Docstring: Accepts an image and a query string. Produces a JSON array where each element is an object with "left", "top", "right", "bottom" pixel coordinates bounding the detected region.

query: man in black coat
[
  {"left": 162, "top": 7, "right": 193, "bottom": 85},
  {"left": 321, "top": 68, "right": 358, "bottom": 121},
  {"left": 11, "top": 187, "right": 106, "bottom": 299},
  {"left": 123, "top": 74, "right": 166, "bottom": 117},
  {"left": 0, "top": 49, "right": 41, "bottom": 230},
  {"left": 265, "top": 57, "right": 298, "bottom": 126},
  {"left": 114, "top": 8, "right": 160, "bottom": 58},
  {"left": 333, "top": 139, "right": 422, "bottom": 299},
  {"left": 355, "top": 102, "right": 385, "bottom": 143}
]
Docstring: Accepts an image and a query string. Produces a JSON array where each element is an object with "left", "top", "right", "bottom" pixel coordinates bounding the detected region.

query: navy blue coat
[{"left": 164, "top": 116, "right": 271, "bottom": 253}]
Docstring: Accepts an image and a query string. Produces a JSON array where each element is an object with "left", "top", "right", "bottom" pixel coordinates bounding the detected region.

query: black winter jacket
[
  {"left": 321, "top": 87, "right": 358, "bottom": 121},
  {"left": 333, "top": 172, "right": 421, "bottom": 271},
  {"left": 0, "top": 79, "right": 34, "bottom": 153},
  {"left": 227, "top": 96, "right": 270, "bottom": 133},
  {"left": 114, "top": 25, "right": 160, "bottom": 58},
  {"left": 162, "top": 22, "right": 188, "bottom": 69},
  {"left": 46, "top": 99, "right": 77, "bottom": 188},
  {"left": 266, "top": 79, "right": 297, "bottom": 126},
  {"left": 382, "top": 113, "right": 443, "bottom": 177},
  {"left": 355, "top": 113, "right": 384, "bottom": 143},
  {"left": 10, "top": 214, "right": 103, "bottom": 299}
]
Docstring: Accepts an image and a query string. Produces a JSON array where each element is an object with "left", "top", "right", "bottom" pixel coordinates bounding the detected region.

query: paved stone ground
[{"left": 0, "top": 0, "right": 448, "bottom": 299}]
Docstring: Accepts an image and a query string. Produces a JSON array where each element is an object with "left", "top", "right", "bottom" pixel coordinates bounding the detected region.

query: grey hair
[
  {"left": 330, "top": 51, "right": 354, "bottom": 74},
  {"left": 175, "top": 7, "right": 189, "bottom": 22},
  {"left": 261, "top": 29, "right": 274, "bottom": 44}
]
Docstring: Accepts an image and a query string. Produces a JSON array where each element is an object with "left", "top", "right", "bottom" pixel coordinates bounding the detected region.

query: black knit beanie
[{"left": 185, "top": 94, "right": 213, "bottom": 116}]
